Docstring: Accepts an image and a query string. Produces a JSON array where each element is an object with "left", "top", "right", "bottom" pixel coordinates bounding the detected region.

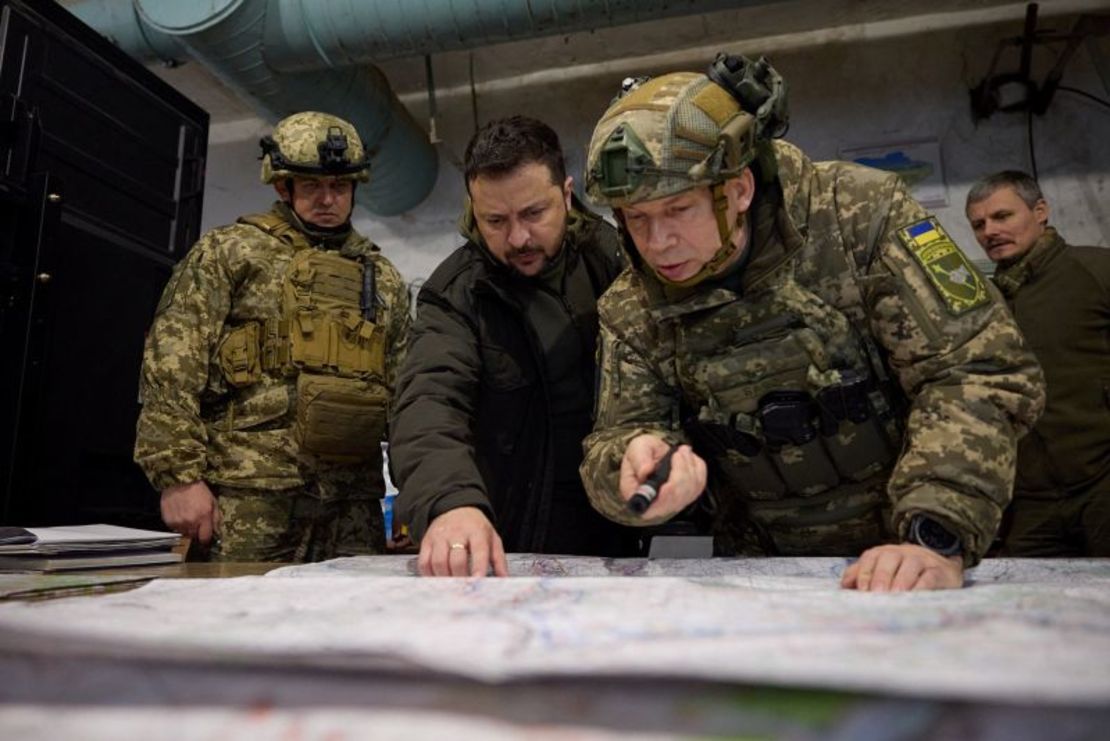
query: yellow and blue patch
[{"left": 896, "top": 217, "right": 989, "bottom": 315}]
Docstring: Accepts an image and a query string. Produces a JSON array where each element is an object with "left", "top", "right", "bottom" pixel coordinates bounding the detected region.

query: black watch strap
[{"left": 908, "top": 515, "right": 962, "bottom": 557}]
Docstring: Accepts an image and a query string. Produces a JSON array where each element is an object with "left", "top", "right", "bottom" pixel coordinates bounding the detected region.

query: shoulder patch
[
  {"left": 155, "top": 263, "right": 186, "bottom": 315},
  {"left": 896, "top": 217, "right": 989, "bottom": 315}
]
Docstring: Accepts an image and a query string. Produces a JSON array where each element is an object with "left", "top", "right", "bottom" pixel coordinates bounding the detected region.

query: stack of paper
[{"left": 0, "top": 524, "right": 183, "bottom": 572}]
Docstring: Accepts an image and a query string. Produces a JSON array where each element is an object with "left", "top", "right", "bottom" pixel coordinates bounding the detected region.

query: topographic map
[{"left": 0, "top": 556, "right": 1107, "bottom": 708}]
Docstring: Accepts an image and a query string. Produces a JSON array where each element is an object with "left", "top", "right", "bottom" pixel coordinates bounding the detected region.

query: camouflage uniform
[
  {"left": 135, "top": 112, "right": 411, "bottom": 562},
  {"left": 580, "top": 71, "right": 1044, "bottom": 565}
]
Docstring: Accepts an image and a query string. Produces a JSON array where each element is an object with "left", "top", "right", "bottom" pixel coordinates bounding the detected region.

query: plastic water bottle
[{"left": 380, "top": 441, "right": 398, "bottom": 541}]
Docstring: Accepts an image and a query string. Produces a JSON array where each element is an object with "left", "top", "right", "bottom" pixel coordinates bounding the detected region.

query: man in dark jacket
[
  {"left": 391, "top": 116, "right": 638, "bottom": 576},
  {"left": 967, "top": 170, "right": 1110, "bottom": 555}
]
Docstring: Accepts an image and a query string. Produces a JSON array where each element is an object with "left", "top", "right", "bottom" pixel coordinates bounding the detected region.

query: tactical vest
[
  {"left": 674, "top": 260, "right": 903, "bottom": 553},
  {"left": 217, "top": 212, "right": 389, "bottom": 464}
]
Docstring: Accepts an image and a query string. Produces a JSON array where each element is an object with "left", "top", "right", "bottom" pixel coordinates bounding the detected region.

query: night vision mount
[
  {"left": 685, "top": 52, "right": 789, "bottom": 184},
  {"left": 707, "top": 52, "right": 790, "bottom": 141},
  {"left": 259, "top": 128, "right": 370, "bottom": 176},
  {"left": 318, "top": 126, "right": 352, "bottom": 170}
]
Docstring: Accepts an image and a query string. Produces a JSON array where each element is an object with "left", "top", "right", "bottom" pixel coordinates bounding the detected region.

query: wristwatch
[{"left": 907, "top": 515, "right": 963, "bottom": 557}]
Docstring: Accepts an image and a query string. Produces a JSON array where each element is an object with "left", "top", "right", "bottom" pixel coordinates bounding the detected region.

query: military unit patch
[
  {"left": 155, "top": 261, "right": 188, "bottom": 315},
  {"left": 896, "top": 218, "right": 989, "bottom": 315}
]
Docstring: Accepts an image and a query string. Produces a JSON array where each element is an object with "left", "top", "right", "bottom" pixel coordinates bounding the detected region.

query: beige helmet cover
[
  {"left": 585, "top": 72, "right": 754, "bottom": 208},
  {"left": 585, "top": 72, "right": 757, "bottom": 286},
  {"left": 260, "top": 111, "right": 370, "bottom": 184}
]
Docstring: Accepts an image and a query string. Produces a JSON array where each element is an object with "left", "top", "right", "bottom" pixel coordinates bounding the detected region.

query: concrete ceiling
[{"left": 59, "top": 0, "right": 1109, "bottom": 127}]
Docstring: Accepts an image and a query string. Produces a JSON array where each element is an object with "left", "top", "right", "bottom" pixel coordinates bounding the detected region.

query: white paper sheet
[{"left": 0, "top": 558, "right": 1107, "bottom": 706}]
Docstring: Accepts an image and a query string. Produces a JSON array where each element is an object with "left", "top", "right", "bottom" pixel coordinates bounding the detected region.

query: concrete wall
[{"left": 199, "top": 7, "right": 1110, "bottom": 288}]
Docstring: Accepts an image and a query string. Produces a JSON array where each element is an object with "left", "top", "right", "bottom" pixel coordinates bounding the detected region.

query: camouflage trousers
[
  {"left": 997, "top": 480, "right": 1110, "bottom": 557},
  {"left": 211, "top": 480, "right": 385, "bottom": 563}
]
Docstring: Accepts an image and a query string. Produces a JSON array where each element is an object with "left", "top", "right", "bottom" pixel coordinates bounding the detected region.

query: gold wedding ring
[{"left": 449, "top": 542, "right": 467, "bottom": 550}]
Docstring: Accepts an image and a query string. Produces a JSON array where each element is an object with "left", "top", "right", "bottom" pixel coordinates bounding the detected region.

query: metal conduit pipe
[
  {"left": 68, "top": 0, "right": 186, "bottom": 65},
  {"left": 263, "top": 0, "right": 787, "bottom": 70},
  {"left": 68, "top": 0, "right": 789, "bottom": 212},
  {"left": 69, "top": 0, "right": 437, "bottom": 216},
  {"left": 72, "top": 0, "right": 789, "bottom": 68}
]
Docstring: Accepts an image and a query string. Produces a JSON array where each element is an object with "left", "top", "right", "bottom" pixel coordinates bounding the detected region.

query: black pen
[{"left": 627, "top": 446, "right": 676, "bottom": 515}]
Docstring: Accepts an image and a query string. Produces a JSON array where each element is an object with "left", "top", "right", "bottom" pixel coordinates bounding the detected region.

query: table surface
[
  {"left": 1, "top": 556, "right": 1107, "bottom": 741},
  {"left": 0, "top": 562, "right": 279, "bottom": 602}
]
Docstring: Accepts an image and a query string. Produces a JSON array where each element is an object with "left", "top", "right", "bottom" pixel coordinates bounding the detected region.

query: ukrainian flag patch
[{"left": 896, "top": 217, "right": 989, "bottom": 315}]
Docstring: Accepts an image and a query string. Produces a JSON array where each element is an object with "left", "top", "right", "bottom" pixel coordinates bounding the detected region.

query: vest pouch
[
  {"left": 289, "top": 308, "right": 330, "bottom": 370},
  {"left": 218, "top": 322, "right": 263, "bottom": 387},
  {"left": 718, "top": 451, "right": 786, "bottom": 500},
  {"left": 283, "top": 250, "right": 384, "bottom": 378},
  {"left": 767, "top": 438, "right": 841, "bottom": 496},
  {"left": 688, "top": 409, "right": 786, "bottom": 501},
  {"left": 815, "top": 370, "right": 899, "bottom": 480},
  {"left": 288, "top": 261, "right": 316, "bottom": 298},
  {"left": 821, "top": 417, "right": 896, "bottom": 481},
  {"left": 293, "top": 373, "right": 387, "bottom": 463},
  {"left": 332, "top": 309, "right": 385, "bottom": 377},
  {"left": 757, "top": 390, "right": 840, "bottom": 497}
]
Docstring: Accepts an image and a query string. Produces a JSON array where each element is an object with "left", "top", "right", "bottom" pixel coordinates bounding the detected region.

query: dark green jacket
[
  {"left": 390, "top": 197, "right": 630, "bottom": 551},
  {"left": 994, "top": 228, "right": 1110, "bottom": 497}
]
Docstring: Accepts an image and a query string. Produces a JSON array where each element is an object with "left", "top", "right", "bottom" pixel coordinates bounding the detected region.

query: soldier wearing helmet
[
  {"left": 135, "top": 111, "right": 411, "bottom": 562},
  {"left": 579, "top": 55, "right": 1045, "bottom": 591}
]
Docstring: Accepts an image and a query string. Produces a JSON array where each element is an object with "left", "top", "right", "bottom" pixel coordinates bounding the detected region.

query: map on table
[
  {"left": 267, "top": 554, "right": 1110, "bottom": 583},
  {"left": 0, "top": 557, "right": 1107, "bottom": 706}
]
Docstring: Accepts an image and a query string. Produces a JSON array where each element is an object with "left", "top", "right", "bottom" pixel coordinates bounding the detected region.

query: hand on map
[
  {"left": 841, "top": 543, "right": 964, "bottom": 591},
  {"left": 418, "top": 506, "right": 508, "bottom": 577},
  {"left": 160, "top": 480, "right": 221, "bottom": 545},
  {"left": 620, "top": 435, "right": 706, "bottom": 518}
]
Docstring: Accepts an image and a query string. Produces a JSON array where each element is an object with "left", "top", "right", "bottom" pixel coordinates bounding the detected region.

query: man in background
[
  {"left": 967, "top": 170, "right": 1110, "bottom": 556},
  {"left": 390, "top": 116, "right": 638, "bottom": 576},
  {"left": 136, "top": 112, "right": 411, "bottom": 561}
]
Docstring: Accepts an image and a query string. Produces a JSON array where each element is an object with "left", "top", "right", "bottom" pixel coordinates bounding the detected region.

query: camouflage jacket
[
  {"left": 993, "top": 228, "right": 1110, "bottom": 497},
  {"left": 581, "top": 141, "right": 1044, "bottom": 564},
  {"left": 135, "top": 202, "right": 411, "bottom": 492}
]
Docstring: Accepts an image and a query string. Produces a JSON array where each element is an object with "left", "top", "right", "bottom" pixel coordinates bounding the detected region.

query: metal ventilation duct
[
  {"left": 68, "top": 0, "right": 783, "bottom": 214},
  {"left": 261, "top": 0, "right": 785, "bottom": 69}
]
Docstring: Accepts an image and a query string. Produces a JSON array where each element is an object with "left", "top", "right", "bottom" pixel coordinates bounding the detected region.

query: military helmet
[
  {"left": 259, "top": 111, "right": 370, "bottom": 184},
  {"left": 584, "top": 53, "right": 787, "bottom": 286},
  {"left": 586, "top": 55, "right": 786, "bottom": 208}
]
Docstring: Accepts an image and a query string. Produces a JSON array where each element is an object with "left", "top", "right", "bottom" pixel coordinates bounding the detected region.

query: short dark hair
[
  {"left": 966, "top": 170, "right": 1044, "bottom": 210},
  {"left": 464, "top": 115, "right": 567, "bottom": 188}
]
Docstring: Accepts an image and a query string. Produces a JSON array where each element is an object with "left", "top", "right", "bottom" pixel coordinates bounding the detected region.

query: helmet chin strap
[{"left": 652, "top": 184, "right": 746, "bottom": 288}]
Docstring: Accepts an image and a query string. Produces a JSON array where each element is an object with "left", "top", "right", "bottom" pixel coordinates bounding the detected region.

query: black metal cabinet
[{"left": 0, "top": 0, "right": 208, "bottom": 527}]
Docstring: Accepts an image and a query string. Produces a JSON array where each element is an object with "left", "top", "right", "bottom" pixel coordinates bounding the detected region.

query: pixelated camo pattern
[
  {"left": 581, "top": 140, "right": 1045, "bottom": 565},
  {"left": 586, "top": 72, "right": 741, "bottom": 207},
  {"left": 262, "top": 111, "right": 369, "bottom": 184},
  {"left": 135, "top": 203, "right": 410, "bottom": 497},
  {"left": 214, "top": 483, "right": 386, "bottom": 562}
]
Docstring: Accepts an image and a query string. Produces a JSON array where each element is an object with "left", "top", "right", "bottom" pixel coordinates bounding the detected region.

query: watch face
[{"left": 914, "top": 517, "right": 961, "bottom": 556}]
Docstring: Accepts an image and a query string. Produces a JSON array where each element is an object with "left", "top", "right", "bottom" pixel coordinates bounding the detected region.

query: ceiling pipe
[
  {"left": 262, "top": 0, "right": 787, "bottom": 71},
  {"left": 67, "top": 0, "right": 789, "bottom": 213},
  {"left": 67, "top": 0, "right": 186, "bottom": 65},
  {"left": 69, "top": 0, "right": 437, "bottom": 216}
]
